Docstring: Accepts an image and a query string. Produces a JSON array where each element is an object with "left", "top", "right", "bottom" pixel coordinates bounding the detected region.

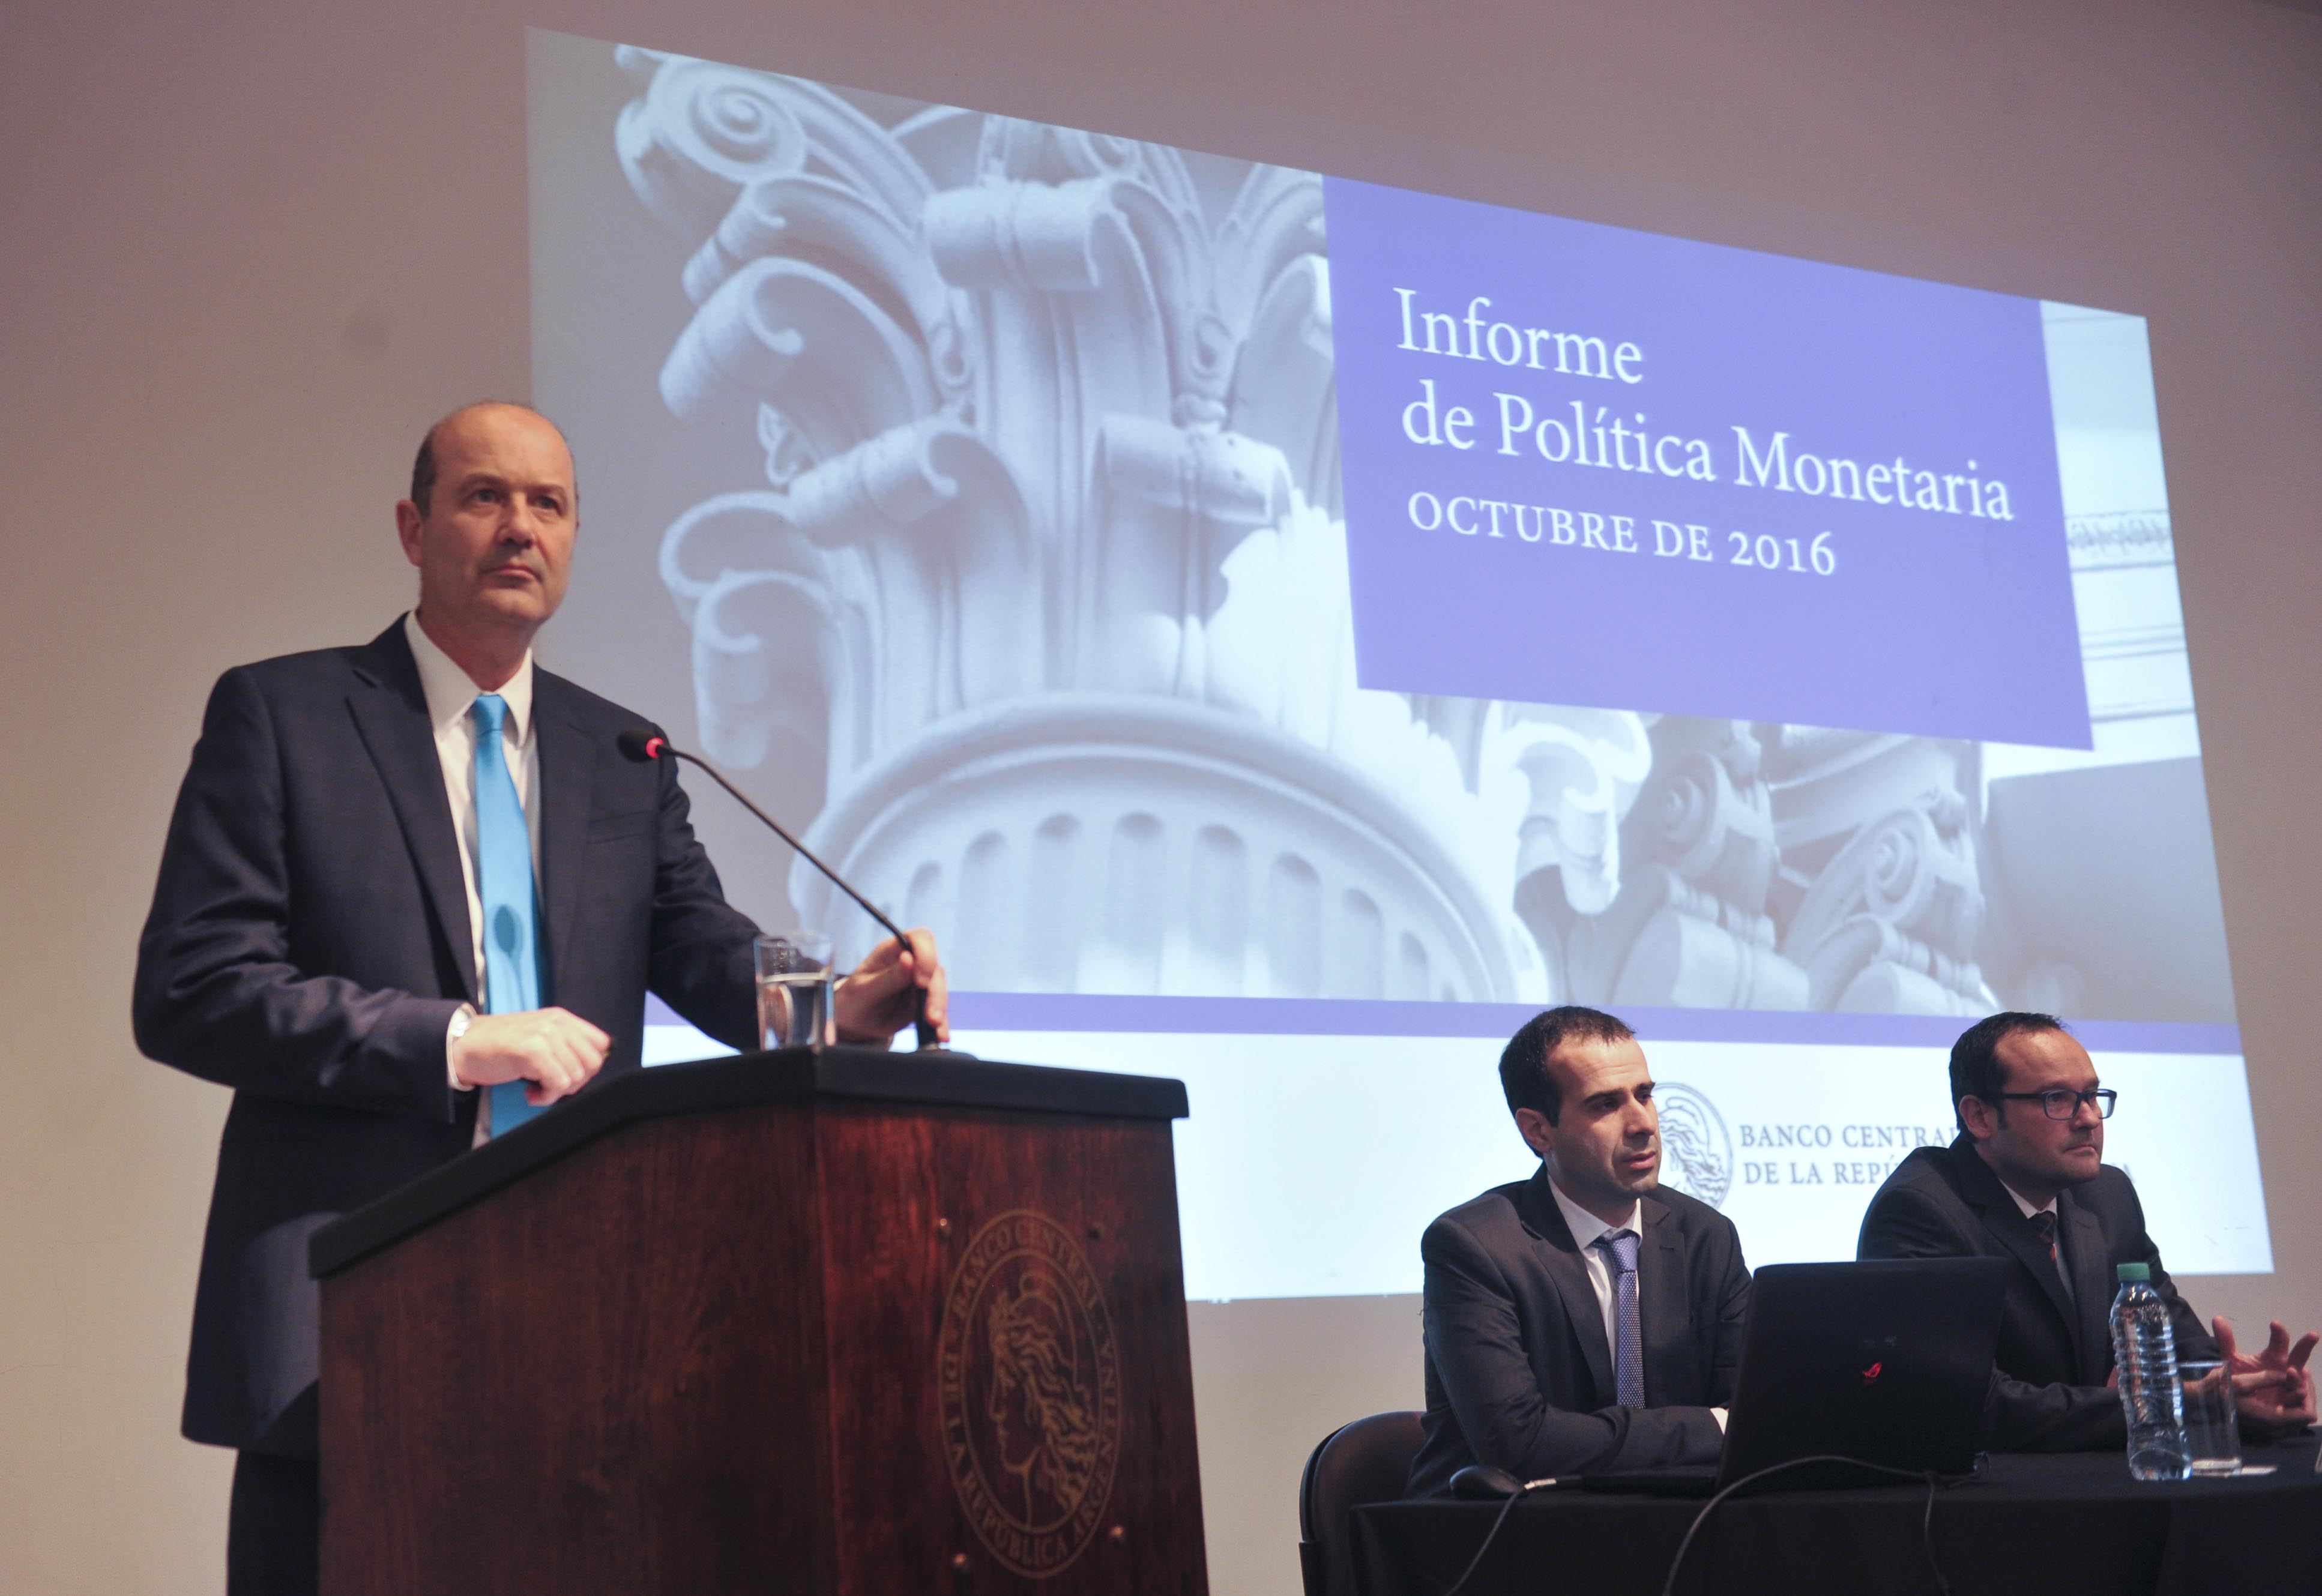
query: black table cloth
[{"left": 1351, "top": 1437, "right": 2322, "bottom": 1595}]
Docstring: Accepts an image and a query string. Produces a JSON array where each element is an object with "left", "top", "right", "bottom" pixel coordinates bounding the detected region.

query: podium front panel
[
  {"left": 318, "top": 1057, "right": 1205, "bottom": 1595},
  {"left": 815, "top": 1101, "right": 1206, "bottom": 1594}
]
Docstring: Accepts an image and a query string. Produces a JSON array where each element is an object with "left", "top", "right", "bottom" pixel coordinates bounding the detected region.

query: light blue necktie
[
  {"left": 1597, "top": 1230, "right": 1644, "bottom": 1409},
  {"left": 471, "top": 693, "right": 544, "bottom": 1136}
]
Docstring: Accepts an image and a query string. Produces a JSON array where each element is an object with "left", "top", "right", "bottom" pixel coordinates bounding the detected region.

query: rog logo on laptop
[{"left": 1856, "top": 1335, "right": 1898, "bottom": 1385}]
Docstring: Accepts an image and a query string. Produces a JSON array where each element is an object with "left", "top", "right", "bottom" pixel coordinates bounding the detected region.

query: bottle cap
[{"left": 2116, "top": 1262, "right": 2152, "bottom": 1282}]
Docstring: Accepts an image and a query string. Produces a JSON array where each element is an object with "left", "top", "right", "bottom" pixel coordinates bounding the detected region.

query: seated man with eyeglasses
[{"left": 1858, "top": 1011, "right": 2317, "bottom": 1450}]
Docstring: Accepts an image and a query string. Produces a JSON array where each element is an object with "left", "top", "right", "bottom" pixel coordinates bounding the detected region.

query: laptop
[{"left": 1587, "top": 1256, "right": 2010, "bottom": 1495}]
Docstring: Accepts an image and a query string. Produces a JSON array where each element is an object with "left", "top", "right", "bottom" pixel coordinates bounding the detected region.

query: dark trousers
[{"left": 228, "top": 1451, "right": 318, "bottom": 1596}]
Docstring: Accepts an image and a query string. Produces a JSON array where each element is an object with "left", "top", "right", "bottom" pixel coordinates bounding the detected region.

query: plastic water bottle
[{"left": 2109, "top": 1262, "right": 2190, "bottom": 1481}]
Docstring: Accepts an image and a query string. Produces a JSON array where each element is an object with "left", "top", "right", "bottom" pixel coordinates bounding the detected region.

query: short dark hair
[
  {"left": 407, "top": 402, "right": 574, "bottom": 516},
  {"left": 1500, "top": 1005, "right": 1636, "bottom": 1127},
  {"left": 1949, "top": 1011, "right": 2069, "bottom": 1133}
]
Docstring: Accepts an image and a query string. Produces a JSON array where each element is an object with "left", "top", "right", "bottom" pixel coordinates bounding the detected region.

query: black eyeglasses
[{"left": 1994, "top": 1088, "right": 2117, "bottom": 1121}]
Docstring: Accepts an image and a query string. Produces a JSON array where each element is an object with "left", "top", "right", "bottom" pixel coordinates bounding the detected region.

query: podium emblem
[{"left": 939, "top": 1210, "right": 1124, "bottom": 1577}]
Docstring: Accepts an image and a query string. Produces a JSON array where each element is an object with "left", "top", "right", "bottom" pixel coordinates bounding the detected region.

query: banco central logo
[
  {"left": 937, "top": 1210, "right": 1124, "bottom": 1579},
  {"left": 1654, "top": 1082, "right": 1734, "bottom": 1209}
]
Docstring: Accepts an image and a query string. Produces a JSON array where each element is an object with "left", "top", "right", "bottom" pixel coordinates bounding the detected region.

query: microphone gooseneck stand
[{"left": 617, "top": 730, "right": 941, "bottom": 1050}]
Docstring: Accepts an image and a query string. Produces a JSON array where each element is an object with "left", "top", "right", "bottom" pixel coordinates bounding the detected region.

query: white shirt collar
[
  {"left": 1998, "top": 1179, "right": 2059, "bottom": 1223},
  {"left": 1546, "top": 1170, "right": 1641, "bottom": 1250},
  {"left": 403, "top": 610, "right": 534, "bottom": 742}
]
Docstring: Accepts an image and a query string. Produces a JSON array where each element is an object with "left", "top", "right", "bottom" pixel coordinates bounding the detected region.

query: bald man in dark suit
[{"left": 135, "top": 403, "right": 947, "bottom": 1594}]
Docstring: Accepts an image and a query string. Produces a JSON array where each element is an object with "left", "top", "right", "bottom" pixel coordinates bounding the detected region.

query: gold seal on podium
[{"left": 938, "top": 1209, "right": 1124, "bottom": 1577}]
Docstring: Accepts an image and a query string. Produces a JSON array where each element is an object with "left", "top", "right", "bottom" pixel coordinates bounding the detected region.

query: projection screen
[{"left": 525, "top": 29, "right": 2264, "bottom": 1301}]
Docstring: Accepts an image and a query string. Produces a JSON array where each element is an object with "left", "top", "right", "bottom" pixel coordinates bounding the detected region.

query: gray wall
[{"left": 5, "top": 1, "right": 2318, "bottom": 1591}]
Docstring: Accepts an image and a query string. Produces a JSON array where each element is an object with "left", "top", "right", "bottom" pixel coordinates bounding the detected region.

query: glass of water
[
  {"left": 2179, "top": 1361, "right": 2241, "bottom": 1476},
  {"left": 755, "top": 932, "right": 833, "bottom": 1050}
]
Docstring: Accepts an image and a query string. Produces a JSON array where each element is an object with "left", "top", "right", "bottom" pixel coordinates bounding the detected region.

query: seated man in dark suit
[
  {"left": 1406, "top": 1006, "right": 1748, "bottom": 1495},
  {"left": 1858, "top": 1011, "right": 2315, "bottom": 1451}
]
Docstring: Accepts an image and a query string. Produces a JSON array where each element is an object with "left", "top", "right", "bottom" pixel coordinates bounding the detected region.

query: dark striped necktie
[
  {"left": 2029, "top": 1208, "right": 2058, "bottom": 1264},
  {"left": 2028, "top": 1208, "right": 2075, "bottom": 1305}
]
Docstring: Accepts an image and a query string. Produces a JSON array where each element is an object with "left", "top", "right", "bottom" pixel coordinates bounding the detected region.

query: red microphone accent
[{"left": 646, "top": 736, "right": 665, "bottom": 759}]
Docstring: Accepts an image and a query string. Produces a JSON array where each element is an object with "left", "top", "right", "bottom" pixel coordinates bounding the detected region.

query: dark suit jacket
[
  {"left": 1856, "top": 1135, "right": 2218, "bottom": 1452},
  {"left": 133, "top": 621, "right": 761, "bottom": 1457},
  {"left": 1405, "top": 1168, "right": 1749, "bottom": 1496}
]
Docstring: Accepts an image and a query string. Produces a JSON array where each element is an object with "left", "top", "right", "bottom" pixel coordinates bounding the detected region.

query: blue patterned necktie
[
  {"left": 1597, "top": 1230, "right": 1644, "bottom": 1409},
  {"left": 470, "top": 693, "right": 544, "bottom": 1136}
]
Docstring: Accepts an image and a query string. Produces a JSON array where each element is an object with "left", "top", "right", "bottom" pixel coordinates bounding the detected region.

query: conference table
[{"left": 1351, "top": 1436, "right": 2322, "bottom": 1596}]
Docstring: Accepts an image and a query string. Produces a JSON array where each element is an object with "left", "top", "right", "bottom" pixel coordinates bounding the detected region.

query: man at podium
[{"left": 131, "top": 402, "right": 948, "bottom": 1596}]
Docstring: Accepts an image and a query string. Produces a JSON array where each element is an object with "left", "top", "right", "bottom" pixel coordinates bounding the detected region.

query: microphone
[
  {"left": 615, "top": 727, "right": 666, "bottom": 763},
  {"left": 618, "top": 728, "right": 941, "bottom": 1050}
]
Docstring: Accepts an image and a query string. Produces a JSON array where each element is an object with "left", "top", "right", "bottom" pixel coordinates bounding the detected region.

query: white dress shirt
[
  {"left": 403, "top": 611, "right": 542, "bottom": 1103},
  {"left": 1998, "top": 1180, "right": 2058, "bottom": 1225},
  {"left": 1545, "top": 1173, "right": 1725, "bottom": 1427},
  {"left": 1548, "top": 1176, "right": 1642, "bottom": 1360},
  {"left": 1998, "top": 1176, "right": 2075, "bottom": 1302}
]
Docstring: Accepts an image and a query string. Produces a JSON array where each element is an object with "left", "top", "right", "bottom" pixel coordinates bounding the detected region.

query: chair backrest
[{"left": 1297, "top": 1411, "right": 1426, "bottom": 1596}]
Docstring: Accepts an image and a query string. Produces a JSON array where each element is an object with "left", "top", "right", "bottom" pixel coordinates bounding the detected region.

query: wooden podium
[{"left": 308, "top": 1048, "right": 1208, "bottom": 1595}]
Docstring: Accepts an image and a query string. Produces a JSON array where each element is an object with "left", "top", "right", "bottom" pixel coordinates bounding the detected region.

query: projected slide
[{"left": 527, "top": 31, "right": 2265, "bottom": 1297}]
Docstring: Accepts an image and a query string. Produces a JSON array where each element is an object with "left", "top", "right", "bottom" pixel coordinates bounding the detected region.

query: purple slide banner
[
  {"left": 1322, "top": 176, "right": 2092, "bottom": 749},
  {"left": 932, "top": 992, "right": 2237, "bottom": 1058},
  {"left": 650, "top": 993, "right": 2239, "bottom": 1058}
]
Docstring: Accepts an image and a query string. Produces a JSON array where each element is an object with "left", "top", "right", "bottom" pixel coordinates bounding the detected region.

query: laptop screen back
[{"left": 1717, "top": 1257, "right": 2010, "bottom": 1486}]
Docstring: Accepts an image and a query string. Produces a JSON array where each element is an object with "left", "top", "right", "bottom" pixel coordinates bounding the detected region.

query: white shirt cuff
[
  {"left": 447, "top": 1004, "right": 477, "bottom": 1091},
  {"left": 1710, "top": 1406, "right": 1728, "bottom": 1432}
]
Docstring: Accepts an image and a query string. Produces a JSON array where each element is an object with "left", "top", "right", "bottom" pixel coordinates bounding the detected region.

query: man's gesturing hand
[
  {"left": 832, "top": 927, "right": 949, "bottom": 1046},
  {"left": 452, "top": 1008, "right": 613, "bottom": 1106},
  {"left": 2214, "top": 1315, "right": 2321, "bottom": 1428}
]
